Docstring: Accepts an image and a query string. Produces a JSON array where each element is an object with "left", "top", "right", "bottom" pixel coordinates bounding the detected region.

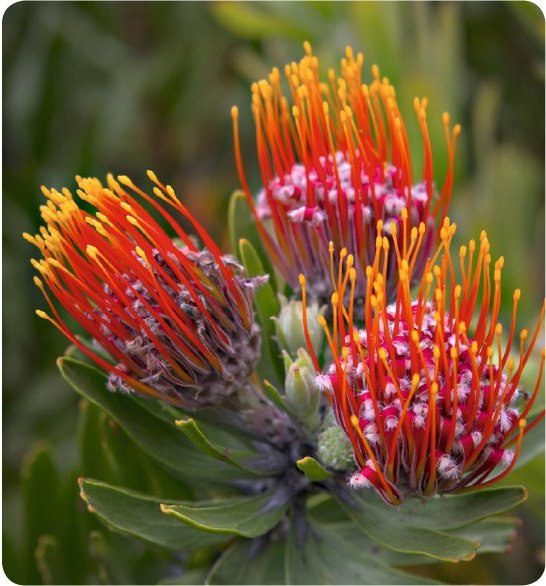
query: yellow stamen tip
[
  {"left": 519, "top": 419, "right": 526, "bottom": 429},
  {"left": 35, "top": 310, "right": 49, "bottom": 319},
  {"left": 135, "top": 246, "right": 146, "bottom": 259},
  {"left": 378, "top": 348, "right": 388, "bottom": 361},
  {"left": 350, "top": 415, "right": 360, "bottom": 428},
  {"left": 86, "top": 245, "right": 99, "bottom": 258},
  {"left": 117, "top": 175, "right": 132, "bottom": 186},
  {"left": 298, "top": 274, "right": 306, "bottom": 286}
]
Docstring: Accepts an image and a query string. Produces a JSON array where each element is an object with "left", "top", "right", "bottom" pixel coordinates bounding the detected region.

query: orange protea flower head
[
  {"left": 24, "top": 172, "right": 266, "bottom": 409},
  {"left": 302, "top": 217, "right": 545, "bottom": 505},
  {"left": 232, "top": 42, "right": 461, "bottom": 301}
]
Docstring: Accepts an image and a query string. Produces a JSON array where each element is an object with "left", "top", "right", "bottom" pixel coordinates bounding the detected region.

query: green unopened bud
[
  {"left": 273, "top": 295, "right": 323, "bottom": 355},
  {"left": 317, "top": 424, "right": 354, "bottom": 471},
  {"left": 283, "top": 349, "right": 321, "bottom": 432}
]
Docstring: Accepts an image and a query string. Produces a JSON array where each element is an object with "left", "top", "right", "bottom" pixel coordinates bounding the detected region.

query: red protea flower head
[
  {"left": 232, "top": 42, "right": 461, "bottom": 301},
  {"left": 302, "top": 217, "right": 545, "bottom": 505},
  {"left": 24, "top": 172, "right": 265, "bottom": 409}
]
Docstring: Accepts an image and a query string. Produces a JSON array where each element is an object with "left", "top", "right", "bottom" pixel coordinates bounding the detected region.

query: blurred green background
[{"left": 3, "top": 2, "right": 544, "bottom": 584}]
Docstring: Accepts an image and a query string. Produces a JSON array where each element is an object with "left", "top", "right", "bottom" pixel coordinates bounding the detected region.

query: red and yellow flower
[
  {"left": 25, "top": 172, "right": 265, "bottom": 409},
  {"left": 302, "top": 217, "right": 545, "bottom": 504},
  {"left": 232, "top": 42, "right": 460, "bottom": 300}
]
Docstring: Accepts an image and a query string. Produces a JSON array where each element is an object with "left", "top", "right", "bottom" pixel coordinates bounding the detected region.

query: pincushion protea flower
[
  {"left": 301, "top": 216, "right": 545, "bottom": 505},
  {"left": 24, "top": 172, "right": 265, "bottom": 409},
  {"left": 232, "top": 42, "right": 461, "bottom": 300}
]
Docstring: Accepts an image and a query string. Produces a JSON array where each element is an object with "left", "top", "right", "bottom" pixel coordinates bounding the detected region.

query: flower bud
[
  {"left": 273, "top": 295, "right": 323, "bottom": 355},
  {"left": 283, "top": 349, "right": 321, "bottom": 431},
  {"left": 317, "top": 424, "right": 354, "bottom": 471}
]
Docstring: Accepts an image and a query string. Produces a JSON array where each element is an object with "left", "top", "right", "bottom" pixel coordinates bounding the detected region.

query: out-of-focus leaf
[
  {"left": 296, "top": 456, "right": 332, "bottom": 482},
  {"left": 335, "top": 489, "right": 479, "bottom": 562},
  {"left": 160, "top": 568, "right": 208, "bottom": 585},
  {"left": 35, "top": 535, "right": 65, "bottom": 585},
  {"left": 79, "top": 400, "right": 108, "bottom": 481},
  {"left": 2, "top": 532, "right": 22, "bottom": 584},
  {"left": 211, "top": 2, "right": 308, "bottom": 41},
  {"left": 239, "top": 238, "right": 284, "bottom": 383},
  {"left": 205, "top": 539, "right": 286, "bottom": 585},
  {"left": 285, "top": 521, "right": 437, "bottom": 585},
  {"left": 79, "top": 479, "right": 229, "bottom": 551},
  {"left": 88, "top": 530, "right": 129, "bottom": 585},
  {"left": 58, "top": 357, "right": 251, "bottom": 487},
  {"left": 175, "top": 417, "right": 267, "bottom": 475},
  {"left": 228, "top": 190, "right": 277, "bottom": 291},
  {"left": 22, "top": 443, "right": 60, "bottom": 584},
  {"left": 161, "top": 485, "right": 291, "bottom": 538}
]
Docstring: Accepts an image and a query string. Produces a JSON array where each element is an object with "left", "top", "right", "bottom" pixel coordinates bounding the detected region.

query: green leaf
[
  {"left": 394, "top": 486, "right": 527, "bottom": 531},
  {"left": 211, "top": 2, "right": 308, "bottom": 41},
  {"left": 22, "top": 443, "right": 60, "bottom": 584},
  {"left": 227, "top": 190, "right": 277, "bottom": 292},
  {"left": 262, "top": 379, "right": 289, "bottom": 411},
  {"left": 206, "top": 539, "right": 286, "bottom": 585},
  {"left": 285, "top": 521, "right": 437, "bottom": 585},
  {"left": 159, "top": 568, "right": 208, "bottom": 585},
  {"left": 308, "top": 494, "right": 518, "bottom": 565},
  {"left": 87, "top": 530, "right": 128, "bottom": 585},
  {"left": 175, "top": 417, "right": 266, "bottom": 475},
  {"left": 35, "top": 535, "right": 65, "bottom": 585},
  {"left": 59, "top": 357, "right": 251, "bottom": 486},
  {"left": 335, "top": 489, "right": 479, "bottom": 562},
  {"left": 449, "top": 517, "right": 520, "bottom": 555},
  {"left": 238, "top": 238, "right": 284, "bottom": 384},
  {"left": 161, "top": 485, "right": 291, "bottom": 538},
  {"left": 79, "top": 399, "right": 109, "bottom": 480},
  {"left": 296, "top": 456, "right": 332, "bottom": 482},
  {"left": 79, "top": 479, "right": 229, "bottom": 551}
]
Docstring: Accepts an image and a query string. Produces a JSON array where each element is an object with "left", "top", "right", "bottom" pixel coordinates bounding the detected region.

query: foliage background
[{"left": 3, "top": 2, "right": 544, "bottom": 583}]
